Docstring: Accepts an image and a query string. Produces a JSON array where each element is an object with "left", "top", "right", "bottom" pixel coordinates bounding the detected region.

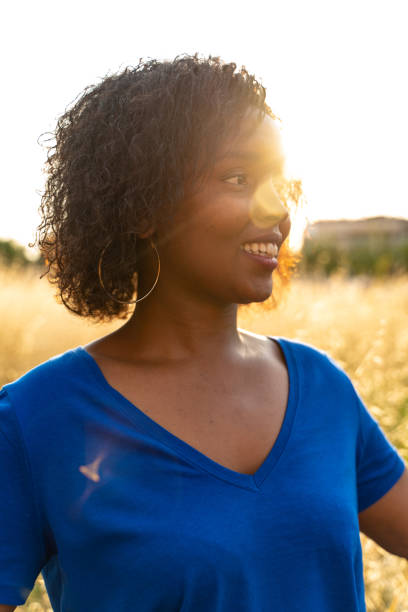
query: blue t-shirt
[{"left": 0, "top": 337, "right": 405, "bottom": 611}]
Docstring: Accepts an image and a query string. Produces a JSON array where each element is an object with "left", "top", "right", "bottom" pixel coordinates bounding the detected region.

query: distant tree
[
  {"left": 0, "top": 239, "right": 42, "bottom": 268},
  {"left": 299, "top": 238, "right": 408, "bottom": 277}
]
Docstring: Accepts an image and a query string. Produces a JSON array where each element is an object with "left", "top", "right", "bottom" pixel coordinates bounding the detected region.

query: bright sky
[{"left": 2, "top": 0, "right": 407, "bottom": 254}]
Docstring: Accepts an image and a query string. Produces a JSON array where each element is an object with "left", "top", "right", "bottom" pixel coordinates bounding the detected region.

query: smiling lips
[{"left": 240, "top": 242, "right": 279, "bottom": 258}]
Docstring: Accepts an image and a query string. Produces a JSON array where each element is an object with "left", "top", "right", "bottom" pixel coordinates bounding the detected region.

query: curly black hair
[{"left": 33, "top": 53, "right": 303, "bottom": 322}]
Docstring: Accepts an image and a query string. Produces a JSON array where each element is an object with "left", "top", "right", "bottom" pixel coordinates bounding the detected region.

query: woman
[{"left": 0, "top": 54, "right": 407, "bottom": 612}]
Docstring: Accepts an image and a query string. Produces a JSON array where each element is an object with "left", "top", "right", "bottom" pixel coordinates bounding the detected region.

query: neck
[
  {"left": 109, "top": 275, "right": 245, "bottom": 364},
  {"left": 128, "top": 289, "right": 241, "bottom": 361}
]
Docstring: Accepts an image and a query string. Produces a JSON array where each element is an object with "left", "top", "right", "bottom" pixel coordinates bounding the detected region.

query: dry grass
[{"left": 1, "top": 266, "right": 407, "bottom": 611}]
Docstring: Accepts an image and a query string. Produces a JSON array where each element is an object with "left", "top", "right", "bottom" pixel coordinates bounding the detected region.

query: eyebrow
[{"left": 216, "top": 150, "right": 284, "bottom": 166}]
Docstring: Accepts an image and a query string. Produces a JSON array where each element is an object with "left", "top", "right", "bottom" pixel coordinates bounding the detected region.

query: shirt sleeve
[
  {"left": 355, "top": 388, "right": 406, "bottom": 513},
  {"left": 0, "top": 388, "right": 47, "bottom": 606}
]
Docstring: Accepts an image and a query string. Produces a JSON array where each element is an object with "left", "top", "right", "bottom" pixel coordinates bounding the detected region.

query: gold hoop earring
[{"left": 98, "top": 236, "right": 160, "bottom": 305}]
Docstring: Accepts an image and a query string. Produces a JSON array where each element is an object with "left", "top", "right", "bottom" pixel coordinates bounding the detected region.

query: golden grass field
[{"left": 1, "top": 265, "right": 407, "bottom": 611}]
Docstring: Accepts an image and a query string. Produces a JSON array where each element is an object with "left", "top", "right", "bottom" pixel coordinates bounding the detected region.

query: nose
[{"left": 250, "top": 178, "right": 289, "bottom": 229}]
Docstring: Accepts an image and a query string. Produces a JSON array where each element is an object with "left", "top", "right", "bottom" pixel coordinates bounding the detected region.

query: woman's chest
[
  {"left": 44, "top": 430, "right": 361, "bottom": 612},
  {"left": 52, "top": 428, "right": 361, "bottom": 612},
  {"left": 87, "top": 352, "right": 289, "bottom": 475}
]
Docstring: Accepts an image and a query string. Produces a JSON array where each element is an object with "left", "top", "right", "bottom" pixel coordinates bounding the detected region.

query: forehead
[{"left": 216, "top": 114, "right": 285, "bottom": 168}]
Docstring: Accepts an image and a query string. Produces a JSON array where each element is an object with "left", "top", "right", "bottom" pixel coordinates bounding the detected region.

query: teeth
[{"left": 240, "top": 242, "right": 278, "bottom": 257}]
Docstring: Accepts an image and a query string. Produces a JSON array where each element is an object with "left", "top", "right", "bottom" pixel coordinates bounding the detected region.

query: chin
[{"left": 236, "top": 285, "right": 273, "bottom": 305}]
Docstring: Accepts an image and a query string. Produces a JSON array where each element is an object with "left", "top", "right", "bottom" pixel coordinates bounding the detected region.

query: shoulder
[
  {"left": 0, "top": 347, "right": 94, "bottom": 462},
  {"left": 240, "top": 329, "right": 355, "bottom": 396},
  {"left": 3, "top": 347, "right": 82, "bottom": 389},
  {"left": 1, "top": 347, "right": 85, "bottom": 420},
  {"left": 273, "top": 335, "right": 336, "bottom": 363},
  {"left": 269, "top": 334, "right": 348, "bottom": 374},
  {"left": 266, "top": 335, "right": 357, "bottom": 406}
]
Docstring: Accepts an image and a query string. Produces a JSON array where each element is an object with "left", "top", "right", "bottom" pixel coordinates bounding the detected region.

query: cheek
[
  {"left": 280, "top": 215, "right": 291, "bottom": 242},
  {"left": 163, "top": 186, "right": 250, "bottom": 250},
  {"left": 197, "top": 194, "right": 250, "bottom": 240}
]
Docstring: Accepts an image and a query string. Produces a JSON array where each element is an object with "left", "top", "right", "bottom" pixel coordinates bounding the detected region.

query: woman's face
[{"left": 156, "top": 113, "right": 291, "bottom": 305}]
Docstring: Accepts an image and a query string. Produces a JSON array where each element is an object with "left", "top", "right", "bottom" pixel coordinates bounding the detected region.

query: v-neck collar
[{"left": 73, "top": 336, "right": 299, "bottom": 493}]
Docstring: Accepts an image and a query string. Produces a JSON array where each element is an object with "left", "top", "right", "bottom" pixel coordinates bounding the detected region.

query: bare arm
[
  {"left": 359, "top": 468, "right": 408, "bottom": 559},
  {"left": 0, "top": 605, "right": 16, "bottom": 611}
]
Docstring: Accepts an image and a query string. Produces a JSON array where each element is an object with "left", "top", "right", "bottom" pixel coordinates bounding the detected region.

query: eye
[{"left": 224, "top": 173, "right": 249, "bottom": 186}]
